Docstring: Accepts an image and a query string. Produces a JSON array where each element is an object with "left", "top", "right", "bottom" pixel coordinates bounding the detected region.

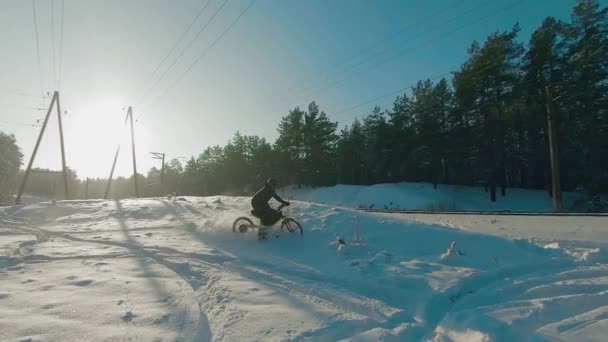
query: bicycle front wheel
[{"left": 281, "top": 218, "right": 303, "bottom": 235}]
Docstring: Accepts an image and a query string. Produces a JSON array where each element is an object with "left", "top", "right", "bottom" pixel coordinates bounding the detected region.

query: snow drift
[{"left": 282, "top": 182, "right": 578, "bottom": 212}]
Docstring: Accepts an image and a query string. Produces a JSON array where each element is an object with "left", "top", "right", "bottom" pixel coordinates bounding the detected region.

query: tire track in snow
[
  {"left": 164, "top": 199, "right": 419, "bottom": 340},
  {"left": 438, "top": 263, "right": 608, "bottom": 339},
  {"left": 3, "top": 202, "right": 215, "bottom": 341},
  {"left": 418, "top": 259, "right": 579, "bottom": 340}
]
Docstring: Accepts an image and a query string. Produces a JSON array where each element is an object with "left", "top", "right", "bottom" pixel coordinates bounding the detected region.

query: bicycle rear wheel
[
  {"left": 281, "top": 218, "right": 303, "bottom": 235},
  {"left": 233, "top": 217, "right": 255, "bottom": 233}
]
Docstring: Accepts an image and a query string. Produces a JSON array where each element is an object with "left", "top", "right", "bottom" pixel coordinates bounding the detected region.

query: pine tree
[
  {"left": 0, "top": 132, "right": 23, "bottom": 203},
  {"left": 302, "top": 102, "right": 338, "bottom": 186},
  {"left": 522, "top": 17, "right": 567, "bottom": 191},
  {"left": 362, "top": 107, "right": 391, "bottom": 183},
  {"left": 453, "top": 25, "right": 524, "bottom": 201},
  {"left": 564, "top": 0, "right": 608, "bottom": 192},
  {"left": 275, "top": 107, "right": 306, "bottom": 184}
]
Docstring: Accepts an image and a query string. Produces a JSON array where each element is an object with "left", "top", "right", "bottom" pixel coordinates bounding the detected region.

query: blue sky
[{"left": 0, "top": 0, "right": 589, "bottom": 178}]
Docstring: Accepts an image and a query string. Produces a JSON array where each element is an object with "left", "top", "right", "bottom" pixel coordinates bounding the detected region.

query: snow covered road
[{"left": 1, "top": 197, "right": 607, "bottom": 341}]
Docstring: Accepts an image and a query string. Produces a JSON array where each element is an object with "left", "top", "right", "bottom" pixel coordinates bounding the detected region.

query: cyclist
[{"left": 251, "top": 178, "right": 290, "bottom": 226}]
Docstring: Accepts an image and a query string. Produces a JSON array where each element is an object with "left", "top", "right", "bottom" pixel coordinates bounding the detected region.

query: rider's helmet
[{"left": 266, "top": 178, "right": 277, "bottom": 188}]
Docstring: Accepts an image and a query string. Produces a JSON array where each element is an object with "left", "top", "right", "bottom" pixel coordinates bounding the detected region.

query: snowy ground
[
  {"left": 1, "top": 196, "right": 607, "bottom": 341},
  {"left": 283, "top": 182, "right": 579, "bottom": 212},
  {"left": 377, "top": 212, "right": 608, "bottom": 243}
]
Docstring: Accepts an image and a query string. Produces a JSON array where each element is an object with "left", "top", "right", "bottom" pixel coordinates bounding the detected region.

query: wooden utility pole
[
  {"left": 55, "top": 93, "right": 69, "bottom": 199},
  {"left": 125, "top": 107, "right": 139, "bottom": 197},
  {"left": 545, "top": 86, "right": 562, "bottom": 211},
  {"left": 151, "top": 152, "right": 165, "bottom": 195},
  {"left": 16, "top": 91, "right": 69, "bottom": 204},
  {"left": 104, "top": 146, "right": 121, "bottom": 199}
]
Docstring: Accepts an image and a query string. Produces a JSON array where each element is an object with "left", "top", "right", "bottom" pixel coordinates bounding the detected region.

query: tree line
[
  {"left": 1, "top": 0, "right": 606, "bottom": 207},
  {"left": 182, "top": 0, "right": 606, "bottom": 201}
]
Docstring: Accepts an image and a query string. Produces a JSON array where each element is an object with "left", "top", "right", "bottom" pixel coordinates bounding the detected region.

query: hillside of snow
[
  {"left": 1, "top": 197, "right": 607, "bottom": 341},
  {"left": 283, "top": 182, "right": 579, "bottom": 212}
]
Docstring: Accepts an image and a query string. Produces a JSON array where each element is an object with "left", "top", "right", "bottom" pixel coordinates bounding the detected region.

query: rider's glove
[{"left": 284, "top": 201, "right": 290, "bottom": 206}]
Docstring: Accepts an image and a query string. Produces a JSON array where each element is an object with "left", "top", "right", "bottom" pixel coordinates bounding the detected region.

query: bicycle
[{"left": 232, "top": 203, "right": 303, "bottom": 235}]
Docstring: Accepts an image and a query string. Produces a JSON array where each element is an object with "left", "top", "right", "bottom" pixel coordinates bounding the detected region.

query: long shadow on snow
[
  {"left": 161, "top": 200, "right": 423, "bottom": 340},
  {"left": 114, "top": 200, "right": 213, "bottom": 341}
]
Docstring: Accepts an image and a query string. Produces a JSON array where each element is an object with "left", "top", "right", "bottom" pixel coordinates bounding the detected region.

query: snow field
[{"left": 0, "top": 196, "right": 606, "bottom": 341}]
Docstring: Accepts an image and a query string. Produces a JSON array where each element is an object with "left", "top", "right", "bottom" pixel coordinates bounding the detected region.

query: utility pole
[
  {"left": 104, "top": 146, "right": 121, "bottom": 199},
  {"left": 55, "top": 93, "right": 69, "bottom": 199},
  {"left": 545, "top": 86, "right": 562, "bottom": 211},
  {"left": 85, "top": 177, "right": 89, "bottom": 200},
  {"left": 151, "top": 152, "right": 165, "bottom": 195},
  {"left": 16, "top": 91, "right": 70, "bottom": 204},
  {"left": 125, "top": 107, "right": 139, "bottom": 197}
]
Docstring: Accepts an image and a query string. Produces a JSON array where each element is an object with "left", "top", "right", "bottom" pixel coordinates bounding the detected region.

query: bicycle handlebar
[{"left": 277, "top": 203, "right": 290, "bottom": 210}]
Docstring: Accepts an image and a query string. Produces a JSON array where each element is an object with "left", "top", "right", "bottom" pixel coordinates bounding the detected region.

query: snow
[
  {"left": 1, "top": 195, "right": 607, "bottom": 341},
  {"left": 282, "top": 182, "right": 579, "bottom": 212}
]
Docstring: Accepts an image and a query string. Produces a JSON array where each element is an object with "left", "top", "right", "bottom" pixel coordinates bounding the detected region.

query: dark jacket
[{"left": 251, "top": 184, "right": 287, "bottom": 208}]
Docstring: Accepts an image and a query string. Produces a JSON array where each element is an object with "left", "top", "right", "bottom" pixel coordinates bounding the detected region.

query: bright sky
[{"left": 0, "top": 0, "right": 581, "bottom": 178}]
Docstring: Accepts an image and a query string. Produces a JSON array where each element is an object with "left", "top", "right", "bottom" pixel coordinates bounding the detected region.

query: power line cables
[
  {"left": 328, "top": 47, "right": 527, "bottom": 126},
  {"left": 137, "top": 0, "right": 257, "bottom": 121},
  {"left": 291, "top": 0, "right": 524, "bottom": 107},
  {"left": 329, "top": 71, "right": 453, "bottom": 122},
  {"left": 50, "top": 0, "right": 57, "bottom": 88},
  {"left": 148, "top": 0, "right": 213, "bottom": 80},
  {"left": 58, "top": 0, "right": 65, "bottom": 90},
  {"left": 282, "top": 0, "right": 469, "bottom": 96},
  {"left": 136, "top": 0, "right": 231, "bottom": 107},
  {"left": 31, "top": 0, "right": 44, "bottom": 98}
]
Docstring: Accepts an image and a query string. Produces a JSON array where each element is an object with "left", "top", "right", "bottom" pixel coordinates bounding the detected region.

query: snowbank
[{"left": 282, "top": 182, "right": 578, "bottom": 212}]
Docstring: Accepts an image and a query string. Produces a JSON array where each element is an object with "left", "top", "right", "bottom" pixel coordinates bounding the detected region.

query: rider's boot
[{"left": 258, "top": 226, "right": 268, "bottom": 240}]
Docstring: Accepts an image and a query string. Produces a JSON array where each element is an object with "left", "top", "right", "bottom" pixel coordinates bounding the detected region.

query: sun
[{"left": 65, "top": 98, "right": 138, "bottom": 178}]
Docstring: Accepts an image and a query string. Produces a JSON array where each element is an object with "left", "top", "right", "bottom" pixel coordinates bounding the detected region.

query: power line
[
  {"left": 138, "top": 0, "right": 257, "bottom": 120},
  {"left": 340, "top": 0, "right": 467, "bottom": 67},
  {"left": 294, "top": 0, "right": 523, "bottom": 106},
  {"left": 148, "top": 0, "right": 213, "bottom": 80},
  {"left": 329, "top": 71, "right": 452, "bottom": 122},
  {"left": 251, "top": 0, "right": 473, "bottom": 112},
  {"left": 283, "top": 0, "right": 469, "bottom": 97},
  {"left": 136, "top": 0, "right": 231, "bottom": 107},
  {"left": 58, "top": 0, "right": 64, "bottom": 91},
  {"left": 1, "top": 101, "right": 48, "bottom": 111},
  {"left": 329, "top": 48, "right": 525, "bottom": 125},
  {"left": 31, "top": 0, "right": 44, "bottom": 98},
  {"left": 0, "top": 87, "right": 45, "bottom": 99},
  {"left": 281, "top": 0, "right": 492, "bottom": 102},
  {"left": 51, "top": 0, "right": 57, "bottom": 89},
  {"left": 0, "top": 119, "right": 43, "bottom": 128}
]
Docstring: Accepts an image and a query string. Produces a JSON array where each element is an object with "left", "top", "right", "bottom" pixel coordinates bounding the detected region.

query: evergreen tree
[
  {"left": 275, "top": 107, "right": 306, "bottom": 184},
  {"left": 0, "top": 132, "right": 23, "bottom": 203},
  {"left": 302, "top": 102, "right": 338, "bottom": 185},
  {"left": 564, "top": 0, "right": 608, "bottom": 192},
  {"left": 522, "top": 17, "right": 567, "bottom": 191},
  {"left": 454, "top": 25, "right": 524, "bottom": 201}
]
